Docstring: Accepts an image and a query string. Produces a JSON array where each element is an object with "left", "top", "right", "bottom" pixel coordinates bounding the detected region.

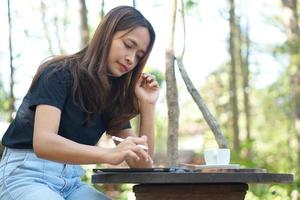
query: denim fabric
[{"left": 0, "top": 148, "right": 110, "bottom": 200}]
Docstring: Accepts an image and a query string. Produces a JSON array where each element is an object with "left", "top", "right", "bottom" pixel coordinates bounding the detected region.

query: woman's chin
[{"left": 106, "top": 72, "right": 120, "bottom": 77}]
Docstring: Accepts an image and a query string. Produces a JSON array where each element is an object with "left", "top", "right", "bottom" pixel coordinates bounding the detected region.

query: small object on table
[
  {"left": 111, "top": 136, "right": 148, "bottom": 150},
  {"left": 179, "top": 163, "right": 267, "bottom": 173}
]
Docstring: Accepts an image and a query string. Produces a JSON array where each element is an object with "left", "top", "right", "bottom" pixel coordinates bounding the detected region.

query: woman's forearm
[
  {"left": 139, "top": 103, "right": 156, "bottom": 157},
  {"left": 33, "top": 132, "right": 110, "bottom": 164}
]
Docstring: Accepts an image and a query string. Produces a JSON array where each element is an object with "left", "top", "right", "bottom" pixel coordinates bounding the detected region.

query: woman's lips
[{"left": 118, "top": 62, "right": 129, "bottom": 72}]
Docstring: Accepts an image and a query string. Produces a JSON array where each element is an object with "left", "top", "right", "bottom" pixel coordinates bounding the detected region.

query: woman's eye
[
  {"left": 124, "top": 42, "right": 132, "bottom": 49},
  {"left": 136, "top": 54, "right": 143, "bottom": 60}
]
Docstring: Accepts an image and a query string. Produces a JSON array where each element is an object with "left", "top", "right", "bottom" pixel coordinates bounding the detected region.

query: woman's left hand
[{"left": 135, "top": 73, "right": 160, "bottom": 105}]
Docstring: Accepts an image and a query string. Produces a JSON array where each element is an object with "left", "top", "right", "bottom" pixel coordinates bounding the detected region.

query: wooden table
[{"left": 92, "top": 171, "right": 293, "bottom": 200}]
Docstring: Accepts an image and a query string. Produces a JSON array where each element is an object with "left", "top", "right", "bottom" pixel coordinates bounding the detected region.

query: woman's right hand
[{"left": 106, "top": 136, "right": 151, "bottom": 165}]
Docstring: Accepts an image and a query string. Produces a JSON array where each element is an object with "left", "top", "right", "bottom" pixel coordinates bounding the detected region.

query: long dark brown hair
[{"left": 29, "top": 6, "right": 156, "bottom": 130}]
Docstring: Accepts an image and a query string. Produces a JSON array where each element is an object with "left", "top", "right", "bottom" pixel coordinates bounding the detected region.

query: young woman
[{"left": 0, "top": 6, "right": 159, "bottom": 200}]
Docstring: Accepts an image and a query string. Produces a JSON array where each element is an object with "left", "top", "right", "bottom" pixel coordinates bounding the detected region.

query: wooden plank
[
  {"left": 133, "top": 183, "right": 248, "bottom": 200},
  {"left": 92, "top": 172, "right": 293, "bottom": 184}
]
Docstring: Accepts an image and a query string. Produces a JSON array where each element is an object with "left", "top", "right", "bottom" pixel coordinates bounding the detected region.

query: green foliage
[
  {"left": 185, "top": 0, "right": 198, "bottom": 11},
  {"left": 246, "top": 185, "right": 294, "bottom": 200},
  {"left": 114, "top": 184, "right": 135, "bottom": 200},
  {"left": 198, "top": 60, "right": 299, "bottom": 199},
  {"left": 81, "top": 165, "right": 134, "bottom": 199}
]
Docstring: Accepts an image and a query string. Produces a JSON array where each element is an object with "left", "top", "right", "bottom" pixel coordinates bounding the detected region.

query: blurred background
[{"left": 0, "top": 0, "right": 299, "bottom": 199}]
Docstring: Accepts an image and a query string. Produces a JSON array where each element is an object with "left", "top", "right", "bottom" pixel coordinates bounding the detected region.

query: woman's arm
[
  {"left": 108, "top": 73, "right": 160, "bottom": 168},
  {"left": 134, "top": 73, "right": 160, "bottom": 158},
  {"left": 33, "top": 104, "right": 144, "bottom": 165},
  {"left": 138, "top": 102, "right": 155, "bottom": 157}
]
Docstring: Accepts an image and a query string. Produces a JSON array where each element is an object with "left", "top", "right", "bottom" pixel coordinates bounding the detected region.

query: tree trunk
[
  {"left": 40, "top": 1, "right": 54, "bottom": 54},
  {"left": 41, "top": 1, "right": 65, "bottom": 54},
  {"left": 176, "top": 59, "right": 228, "bottom": 148},
  {"left": 281, "top": 0, "right": 300, "bottom": 169},
  {"left": 238, "top": 16, "right": 251, "bottom": 156},
  {"left": 133, "top": 0, "right": 136, "bottom": 8},
  {"left": 63, "top": 0, "right": 69, "bottom": 45},
  {"left": 100, "top": 0, "right": 105, "bottom": 20},
  {"left": 79, "top": 0, "right": 89, "bottom": 48},
  {"left": 228, "top": 0, "right": 240, "bottom": 151},
  {"left": 7, "top": 0, "right": 15, "bottom": 123},
  {"left": 54, "top": 16, "right": 65, "bottom": 54},
  {"left": 166, "top": 0, "right": 179, "bottom": 166}
]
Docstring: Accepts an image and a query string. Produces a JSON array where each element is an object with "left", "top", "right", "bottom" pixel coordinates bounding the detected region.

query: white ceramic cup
[{"left": 204, "top": 148, "right": 230, "bottom": 165}]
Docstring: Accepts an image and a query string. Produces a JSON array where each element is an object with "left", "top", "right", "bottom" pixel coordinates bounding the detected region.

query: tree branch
[{"left": 176, "top": 57, "right": 229, "bottom": 148}]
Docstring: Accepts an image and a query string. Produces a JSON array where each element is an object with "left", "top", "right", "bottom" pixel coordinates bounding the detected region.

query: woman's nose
[{"left": 125, "top": 53, "right": 135, "bottom": 65}]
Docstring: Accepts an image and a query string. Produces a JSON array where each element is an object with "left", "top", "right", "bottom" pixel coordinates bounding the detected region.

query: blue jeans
[{"left": 0, "top": 148, "right": 110, "bottom": 200}]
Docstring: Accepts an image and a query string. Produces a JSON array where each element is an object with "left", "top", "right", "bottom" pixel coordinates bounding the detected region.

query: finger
[
  {"left": 136, "top": 74, "right": 144, "bottom": 86},
  {"left": 142, "top": 73, "right": 156, "bottom": 81},
  {"left": 124, "top": 150, "right": 140, "bottom": 161},
  {"left": 127, "top": 141, "right": 148, "bottom": 159},
  {"left": 146, "top": 78, "right": 156, "bottom": 85},
  {"left": 142, "top": 73, "right": 150, "bottom": 78},
  {"left": 146, "top": 75, "right": 156, "bottom": 82},
  {"left": 141, "top": 135, "right": 147, "bottom": 142},
  {"left": 148, "top": 81, "right": 159, "bottom": 88},
  {"left": 140, "top": 74, "right": 148, "bottom": 86},
  {"left": 137, "top": 137, "right": 149, "bottom": 151},
  {"left": 124, "top": 136, "right": 149, "bottom": 152},
  {"left": 134, "top": 146, "right": 150, "bottom": 161},
  {"left": 146, "top": 75, "right": 153, "bottom": 81},
  {"left": 127, "top": 136, "right": 147, "bottom": 145},
  {"left": 147, "top": 156, "right": 154, "bottom": 166}
]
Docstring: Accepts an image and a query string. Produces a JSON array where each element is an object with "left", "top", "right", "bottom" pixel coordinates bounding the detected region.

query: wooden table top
[{"left": 92, "top": 171, "right": 294, "bottom": 184}]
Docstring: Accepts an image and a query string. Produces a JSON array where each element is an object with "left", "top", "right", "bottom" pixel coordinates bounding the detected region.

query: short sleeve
[
  {"left": 122, "top": 121, "right": 131, "bottom": 130},
  {"left": 29, "top": 67, "right": 71, "bottom": 111},
  {"left": 106, "top": 121, "right": 131, "bottom": 135}
]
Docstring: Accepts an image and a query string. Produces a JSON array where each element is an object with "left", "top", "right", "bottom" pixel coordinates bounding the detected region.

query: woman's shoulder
[{"left": 40, "top": 62, "right": 73, "bottom": 86}]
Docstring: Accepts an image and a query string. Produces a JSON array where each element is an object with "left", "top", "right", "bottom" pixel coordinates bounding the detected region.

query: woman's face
[{"left": 107, "top": 26, "right": 150, "bottom": 77}]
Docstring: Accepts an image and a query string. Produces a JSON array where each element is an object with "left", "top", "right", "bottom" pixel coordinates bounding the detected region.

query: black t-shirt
[{"left": 2, "top": 65, "right": 129, "bottom": 149}]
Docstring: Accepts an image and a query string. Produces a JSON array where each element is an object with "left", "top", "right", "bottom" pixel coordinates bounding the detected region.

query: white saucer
[{"left": 195, "top": 164, "right": 240, "bottom": 169}]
